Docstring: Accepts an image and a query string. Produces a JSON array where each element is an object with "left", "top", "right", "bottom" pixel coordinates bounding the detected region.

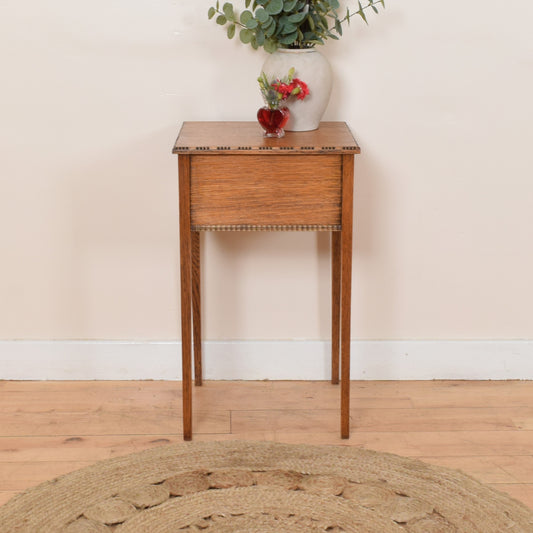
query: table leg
[
  {"left": 332, "top": 232, "right": 341, "bottom": 385},
  {"left": 192, "top": 231, "right": 202, "bottom": 386},
  {"left": 340, "top": 155, "right": 354, "bottom": 439},
  {"left": 179, "top": 155, "right": 193, "bottom": 441}
]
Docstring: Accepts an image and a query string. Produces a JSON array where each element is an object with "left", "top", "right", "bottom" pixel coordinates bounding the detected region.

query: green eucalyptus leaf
[
  {"left": 283, "top": 0, "right": 298, "bottom": 11},
  {"left": 281, "top": 22, "right": 298, "bottom": 34},
  {"left": 256, "top": 7, "right": 269, "bottom": 23},
  {"left": 266, "top": 0, "right": 283, "bottom": 16},
  {"left": 211, "top": 0, "right": 383, "bottom": 50},
  {"left": 278, "top": 30, "right": 298, "bottom": 44},
  {"left": 240, "top": 10, "right": 253, "bottom": 24},
  {"left": 222, "top": 2, "right": 234, "bottom": 19},
  {"left": 256, "top": 27, "right": 266, "bottom": 45},
  {"left": 265, "top": 20, "right": 276, "bottom": 37},
  {"left": 288, "top": 11, "right": 306, "bottom": 23},
  {"left": 262, "top": 15, "right": 274, "bottom": 29},
  {"left": 278, "top": 13, "right": 289, "bottom": 26},
  {"left": 264, "top": 38, "right": 277, "bottom": 53},
  {"left": 240, "top": 28, "right": 254, "bottom": 43},
  {"left": 358, "top": 1, "right": 368, "bottom": 23}
]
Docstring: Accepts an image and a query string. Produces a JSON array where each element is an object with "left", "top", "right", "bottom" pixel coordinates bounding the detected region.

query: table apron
[{"left": 190, "top": 154, "right": 342, "bottom": 227}]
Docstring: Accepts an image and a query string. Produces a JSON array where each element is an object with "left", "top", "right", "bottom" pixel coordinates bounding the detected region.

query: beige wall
[{"left": 1, "top": 0, "right": 532, "bottom": 341}]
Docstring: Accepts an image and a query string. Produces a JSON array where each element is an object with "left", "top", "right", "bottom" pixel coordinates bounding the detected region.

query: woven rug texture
[{"left": 0, "top": 440, "right": 532, "bottom": 532}]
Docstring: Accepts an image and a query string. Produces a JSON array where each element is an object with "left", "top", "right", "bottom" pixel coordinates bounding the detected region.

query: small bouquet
[
  {"left": 256, "top": 68, "right": 310, "bottom": 138},
  {"left": 258, "top": 67, "right": 310, "bottom": 110}
]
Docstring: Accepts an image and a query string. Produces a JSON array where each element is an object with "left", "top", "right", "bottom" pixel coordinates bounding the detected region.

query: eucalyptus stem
[
  {"left": 214, "top": 8, "right": 246, "bottom": 28},
  {"left": 333, "top": 0, "right": 386, "bottom": 30}
]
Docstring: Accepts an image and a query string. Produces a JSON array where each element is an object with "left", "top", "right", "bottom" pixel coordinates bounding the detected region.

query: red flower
[
  {"left": 293, "top": 78, "right": 310, "bottom": 100},
  {"left": 266, "top": 73, "right": 310, "bottom": 103},
  {"left": 272, "top": 81, "right": 293, "bottom": 99}
]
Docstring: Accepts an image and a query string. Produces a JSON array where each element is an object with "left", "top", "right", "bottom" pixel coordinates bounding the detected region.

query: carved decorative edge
[
  {"left": 192, "top": 224, "right": 342, "bottom": 232},
  {"left": 173, "top": 146, "right": 360, "bottom": 154}
]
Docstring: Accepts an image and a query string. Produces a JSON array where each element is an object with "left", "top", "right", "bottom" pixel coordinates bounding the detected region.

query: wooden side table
[{"left": 172, "top": 121, "right": 360, "bottom": 440}]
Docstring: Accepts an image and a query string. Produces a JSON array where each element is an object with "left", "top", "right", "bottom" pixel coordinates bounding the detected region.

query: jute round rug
[{"left": 1, "top": 441, "right": 532, "bottom": 532}]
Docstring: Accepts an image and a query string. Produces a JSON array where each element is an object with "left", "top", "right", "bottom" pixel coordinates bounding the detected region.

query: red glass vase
[{"left": 257, "top": 106, "right": 290, "bottom": 138}]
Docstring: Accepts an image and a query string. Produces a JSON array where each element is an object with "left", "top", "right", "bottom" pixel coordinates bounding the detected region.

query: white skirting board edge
[{"left": 0, "top": 340, "right": 532, "bottom": 380}]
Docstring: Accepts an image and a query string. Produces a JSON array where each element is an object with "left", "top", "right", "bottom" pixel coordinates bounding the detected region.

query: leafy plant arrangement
[
  {"left": 258, "top": 67, "right": 310, "bottom": 109},
  {"left": 208, "top": 0, "right": 385, "bottom": 53}
]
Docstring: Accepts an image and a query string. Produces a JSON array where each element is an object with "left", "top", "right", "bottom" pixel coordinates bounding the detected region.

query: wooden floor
[{"left": 1, "top": 380, "right": 533, "bottom": 510}]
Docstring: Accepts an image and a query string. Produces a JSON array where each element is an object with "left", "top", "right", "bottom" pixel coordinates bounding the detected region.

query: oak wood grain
[
  {"left": 192, "top": 231, "right": 202, "bottom": 387},
  {"left": 340, "top": 154, "right": 354, "bottom": 438},
  {"left": 331, "top": 232, "right": 341, "bottom": 385},
  {"left": 178, "top": 154, "right": 193, "bottom": 440},
  {"left": 190, "top": 154, "right": 342, "bottom": 227},
  {"left": 173, "top": 122, "right": 360, "bottom": 155}
]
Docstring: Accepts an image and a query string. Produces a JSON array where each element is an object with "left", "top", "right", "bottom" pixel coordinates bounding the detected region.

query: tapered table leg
[
  {"left": 332, "top": 232, "right": 341, "bottom": 385},
  {"left": 192, "top": 231, "right": 202, "bottom": 386},
  {"left": 340, "top": 155, "right": 354, "bottom": 439},
  {"left": 179, "top": 155, "right": 193, "bottom": 440}
]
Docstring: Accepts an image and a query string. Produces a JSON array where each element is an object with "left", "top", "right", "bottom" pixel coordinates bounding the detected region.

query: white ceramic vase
[{"left": 261, "top": 48, "right": 332, "bottom": 132}]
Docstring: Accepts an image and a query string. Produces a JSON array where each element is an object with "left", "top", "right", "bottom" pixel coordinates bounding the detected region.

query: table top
[{"left": 173, "top": 121, "right": 360, "bottom": 155}]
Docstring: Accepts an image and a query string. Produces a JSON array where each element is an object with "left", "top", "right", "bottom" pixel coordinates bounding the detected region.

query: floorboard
[{"left": 0, "top": 380, "right": 532, "bottom": 510}]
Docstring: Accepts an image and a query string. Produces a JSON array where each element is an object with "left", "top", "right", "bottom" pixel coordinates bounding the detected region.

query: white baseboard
[{"left": 1, "top": 340, "right": 532, "bottom": 380}]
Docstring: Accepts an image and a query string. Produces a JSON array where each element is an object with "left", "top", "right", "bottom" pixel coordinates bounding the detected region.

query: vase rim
[{"left": 276, "top": 48, "right": 316, "bottom": 54}]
